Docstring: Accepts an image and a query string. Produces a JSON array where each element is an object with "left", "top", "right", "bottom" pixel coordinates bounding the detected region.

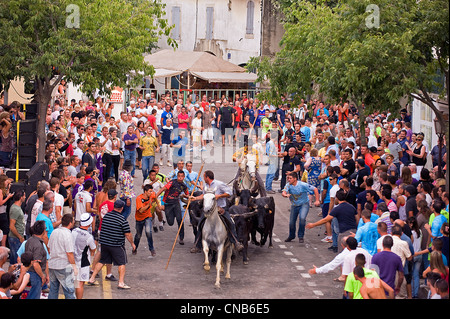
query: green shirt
[
  {"left": 9, "top": 204, "right": 25, "bottom": 239},
  {"left": 261, "top": 117, "right": 271, "bottom": 135},
  {"left": 344, "top": 268, "right": 379, "bottom": 299}
]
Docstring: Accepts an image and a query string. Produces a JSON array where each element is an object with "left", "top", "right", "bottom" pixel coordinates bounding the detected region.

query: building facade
[{"left": 156, "top": 0, "right": 263, "bottom": 67}]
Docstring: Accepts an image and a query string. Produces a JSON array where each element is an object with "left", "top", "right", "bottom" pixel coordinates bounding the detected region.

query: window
[
  {"left": 206, "top": 7, "right": 214, "bottom": 40},
  {"left": 171, "top": 6, "right": 181, "bottom": 40},
  {"left": 246, "top": 1, "right": 254, "bottom": 35}
]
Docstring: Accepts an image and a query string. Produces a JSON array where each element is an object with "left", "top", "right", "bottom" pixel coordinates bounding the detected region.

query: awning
[
  {"left": 145, "top": 68, "right": 183, "bottom": 79},
  {"left": 191, "top": 71, "right": 257, "bottom": 83}
]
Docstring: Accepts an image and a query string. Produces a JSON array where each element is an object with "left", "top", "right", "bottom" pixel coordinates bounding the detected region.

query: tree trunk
[{"left": 35, "top": 78, "right": 52, "bottom": 162}]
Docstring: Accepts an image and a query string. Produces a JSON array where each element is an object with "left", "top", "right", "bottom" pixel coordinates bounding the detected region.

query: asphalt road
[{"left": 83, "top": 144, "right": 344, "bottom": 301}]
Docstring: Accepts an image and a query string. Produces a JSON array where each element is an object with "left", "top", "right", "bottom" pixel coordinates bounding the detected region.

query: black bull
[
  {"left": 249, "top": 196, "right": 275, "bottom": 248},
  {"left": 230, "top": 196, "right": 275, "bottom": 264}
]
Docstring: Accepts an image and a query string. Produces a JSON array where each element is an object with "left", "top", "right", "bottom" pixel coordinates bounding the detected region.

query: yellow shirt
[
  {"left": 233, "top": 147, "right": 260, "bottom": 169},
  {"left": 318, "top": 146, "right": 326, "bottom": 158},
  {"left": 140, "top": 135, "right": 158, "bottom": 157}
]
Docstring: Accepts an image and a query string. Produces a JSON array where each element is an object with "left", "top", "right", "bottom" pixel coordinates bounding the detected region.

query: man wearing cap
[
  {"left": 99, "top": 189, "right": 118, "bottom": 221},
  {"left": 88, "top": 200, "right": 135, "bottom": 289},
  {"left": 72, "top": 213, "right": 97, "bottom": 299}
]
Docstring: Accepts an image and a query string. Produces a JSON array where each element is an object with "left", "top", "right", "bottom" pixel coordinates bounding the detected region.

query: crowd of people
[{"left": 0, "top": 89, "right": 448, "bottom": 300}]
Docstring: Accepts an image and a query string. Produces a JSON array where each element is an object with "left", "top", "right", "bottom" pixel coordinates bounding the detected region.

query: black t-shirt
[
  {"left": 283, "top": 155, "right": 300, "bottom": 172},
  {"left": 283, "top": 142, "right": 296, "bottom": 163},
  {"left": 405, "top": 196, "right": 418, "bottom": 217},
  {"left": 342, "top": 159, "right": 355, "bottom": 178},
  {"left": 219, "top": 106, "right": 235, "bottom": 124},
  {"left": 71, "top": 111, "right": 83, "bottom": 120},
  {"left": 82, "top": 152, "right": 97, "bottom": 170},
  {"left": 330, "top": 202, "right": 357, "bottom": 233},
  {"left": 239, "top": 120, "right": 250, "bottom": 131},
  {"left": 355, "top": 166, "right": 370, "bottom": 193},
  {"left": 163, "top": 179, "right": 188, "bottom": 204}
]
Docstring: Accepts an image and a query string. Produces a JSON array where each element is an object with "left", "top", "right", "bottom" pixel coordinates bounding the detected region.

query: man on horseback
[
  {"left": 232, "top": 135, "right": 267, "bottom": 197},
  {"left": 189, "top": 170, "right": 244, "bottom": 253}
]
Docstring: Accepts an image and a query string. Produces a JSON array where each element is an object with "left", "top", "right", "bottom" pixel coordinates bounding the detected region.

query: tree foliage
[
  {"left": 0, "top": 0, "right": 175, "bottom": 160},
  {"left": 249, "top": 0, "right": 448, "bottom": 117}
]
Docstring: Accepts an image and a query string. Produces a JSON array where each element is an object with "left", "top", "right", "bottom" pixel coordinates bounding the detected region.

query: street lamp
[{"left": 434, "top": 117, "right": 446, "bottom": 179}]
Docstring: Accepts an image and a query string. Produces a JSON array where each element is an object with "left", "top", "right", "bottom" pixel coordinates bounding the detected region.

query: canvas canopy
[
  {"left": 143, "top": 49, "right": 256, "bottom": 84},
  {"left": 190, "top": 71, "right": 257, "bottom": 83}
]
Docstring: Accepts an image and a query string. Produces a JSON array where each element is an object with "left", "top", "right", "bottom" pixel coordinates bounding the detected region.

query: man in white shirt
[
  {"left": 366, "top": 127, "right": 378, "bottom": 148},
  {"left": 341, "top": 237, "right": 372, "bottom": 277},
  {"left": 74, "top": 180, "right": 94, "bottom": 226},
  {"left": 73, "top": 139, "right": 84, "bottom": 162},
  {"left": 48, "top": 214, "right": 76, "bottom": 299},
  {"left": 135, "top": 100, "right": 149, "bottom": 124},
  {"left": 50, "top": 177, "right": 65, "bottom": 227},
  {"left": 309, "top": 236, "right": 351, "bottom": 277},
  {"left": 391, "top": 225, "right": 412, "bottom": 266},
  {"left": 72, "top": 213, "right": 97, "bottom": 299}
]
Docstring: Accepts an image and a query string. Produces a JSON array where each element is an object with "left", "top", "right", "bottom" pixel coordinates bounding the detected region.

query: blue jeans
[
  {"left": 289, "top": 202, "right": 310, "bottom": 239},
  {"left": 120, "top": 198, "right": 132, "bottom": 220},
  {"left": 142, "top": 155, "right": 155, "bottom": 181},
  {"left": 411, "top": 255, "right": 422, "bottom": 298},
  {"left": 48, "top": 267, "right": 76, "bottom": 299},
  {"left": 8, "top": 237, "right": 22, "bottom": 265},
  {"left": 265, "top": 172, "right": 275, "bottom": 191},
  {"left": 331, "top": 218, "right": 339, "bottom": 248},
  {"left": 124, "top": 149, "right": 136, "bottom": 176},
  {"left": 134, "top": 217, "right": 154, "bottom": 252},
  {"left": 27, "top": 271, "right": 43, "bottom": 299}
]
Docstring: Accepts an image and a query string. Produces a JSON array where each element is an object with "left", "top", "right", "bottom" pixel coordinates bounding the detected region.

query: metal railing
[{"left": 125, "top": 88, "right": 265, "bottom": 106}]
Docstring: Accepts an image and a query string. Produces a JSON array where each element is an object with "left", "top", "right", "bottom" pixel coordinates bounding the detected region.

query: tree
[
  {"left": 0, "top": 0, "right": 174, "bottom": 161},
  {"left": 248, "top": 0, "right": 449, "bottom": 187}
]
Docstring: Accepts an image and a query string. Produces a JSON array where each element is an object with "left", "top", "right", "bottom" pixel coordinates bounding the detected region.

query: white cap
[{"left": 80, "top": 213, "right": 93, "bottom": 227}]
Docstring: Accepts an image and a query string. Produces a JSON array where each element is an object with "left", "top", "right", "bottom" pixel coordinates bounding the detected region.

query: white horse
[
  {"left": 233, "top": 155, "right": 259, "bottom": 201},
  {"left": 202, "top": 188, "right": 233, "bottom": 288}
]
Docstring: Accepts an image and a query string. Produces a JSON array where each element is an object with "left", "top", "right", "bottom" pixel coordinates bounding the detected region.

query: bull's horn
[{"left": 242, "top": 210, "right": 258, "bottom": 219}]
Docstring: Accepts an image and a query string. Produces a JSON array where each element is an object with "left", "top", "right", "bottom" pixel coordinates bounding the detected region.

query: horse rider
[
  {"left": 189, "top": 170, "right": 244, "bottom": 253},
  {"left": 232, "top": 135, "right": 267, "bottom": 197}
]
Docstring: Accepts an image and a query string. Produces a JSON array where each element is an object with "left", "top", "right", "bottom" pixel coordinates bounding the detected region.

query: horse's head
[
  {"left": 246, "top": 155, "right": 257, "bottom": 179},
  {"left": 239, "top": 157, "right": 248, "bottom": 172},
  {"left": 203, "top": 187, "right": 217, "bottom": 217}
]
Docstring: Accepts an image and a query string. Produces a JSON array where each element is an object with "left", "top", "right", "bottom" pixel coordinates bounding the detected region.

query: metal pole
[{"left": 438, "top": 133, "right": 443, "bottom": 179}]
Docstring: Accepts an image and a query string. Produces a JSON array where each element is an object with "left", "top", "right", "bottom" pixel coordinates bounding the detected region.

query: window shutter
[
  {"left": 206, "top": 7, "right": 214, "bottom": 40},
  {"left": 171, "top": 6, "right": 181, "bottom": 40},
  {"left": 246, "top": 1, "right": 254, "bottom": 34}
]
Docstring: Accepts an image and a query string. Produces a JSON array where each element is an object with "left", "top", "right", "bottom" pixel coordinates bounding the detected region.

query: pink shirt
[{"left": 178, "top": 113, "right": 189, "bottom": 129}]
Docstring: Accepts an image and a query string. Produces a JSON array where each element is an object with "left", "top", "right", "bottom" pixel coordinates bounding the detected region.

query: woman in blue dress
[{"left": 304, "top": 148, "right": 322, "bottom": 189}]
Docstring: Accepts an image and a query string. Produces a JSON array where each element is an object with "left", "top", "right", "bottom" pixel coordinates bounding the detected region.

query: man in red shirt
[
  {"left": 233, "top": 100, "right": 242, "bottom": 129},
  {"left": 361, "top": 144, "right": 375, "bottom": 174}
]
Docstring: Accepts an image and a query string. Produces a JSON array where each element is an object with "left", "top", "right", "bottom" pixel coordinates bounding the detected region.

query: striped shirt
[{"left": 99, "top": 210, "right": 131, "bottom": 247}]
